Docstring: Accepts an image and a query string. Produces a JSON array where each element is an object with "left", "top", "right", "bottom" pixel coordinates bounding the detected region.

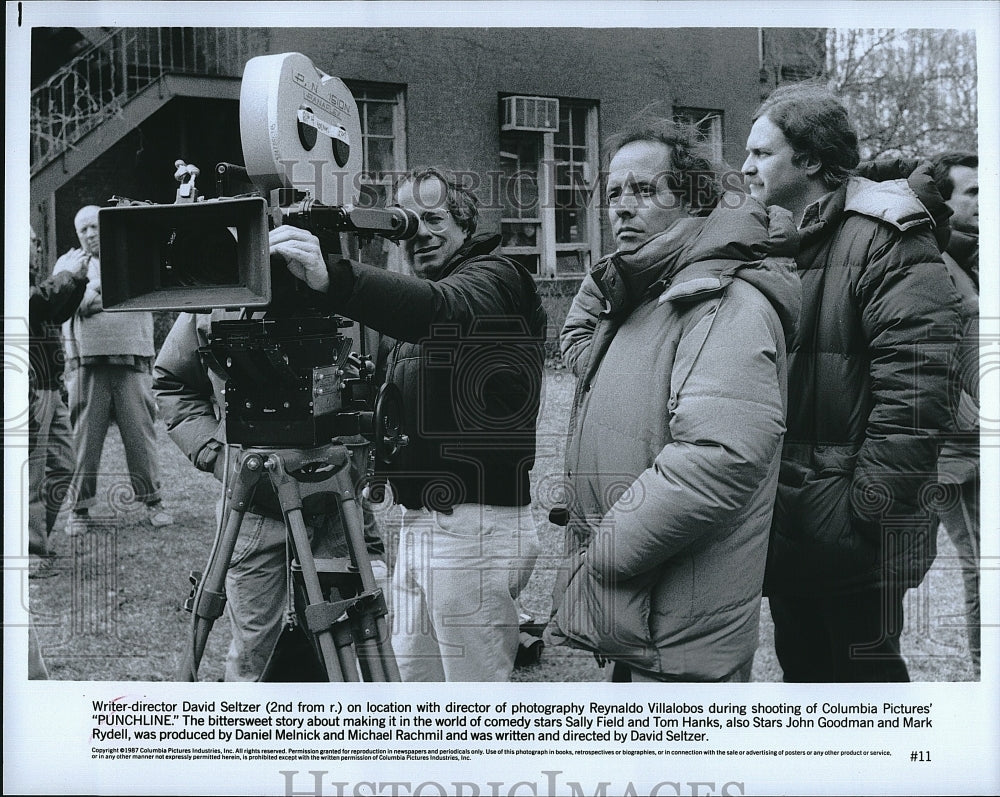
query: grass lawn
[{"left": 27, "top": 367, "right": 978, "bottom": 682}]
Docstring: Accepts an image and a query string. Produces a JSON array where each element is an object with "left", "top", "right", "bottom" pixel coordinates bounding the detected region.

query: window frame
[
  {"left": 499, "top": 96, "right": 600, "bottom": 277},
  {"left": 344, "top": 81, "right": 407, "bottom": 271},
  {"left": 346, "top": 82, "right": 408, "bottom": 186}
]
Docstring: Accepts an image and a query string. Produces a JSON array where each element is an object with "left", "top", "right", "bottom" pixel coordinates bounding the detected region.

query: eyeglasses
[
  {"left": 31, "top": 238, "right": 42, "bottom": 251},
  {"left": 417, "top": 210, "right": 452, "bottom": 233}
]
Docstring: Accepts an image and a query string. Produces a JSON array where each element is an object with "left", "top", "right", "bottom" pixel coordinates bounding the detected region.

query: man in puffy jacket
[
  {"left": 930, "top": 151, "right": 980, "bottom": 671},
  {"left": 274, "top": 167, "right": 546, "bottom": 681},
  {"left": 742, "top": 83, "right": 961, "bottom": 681},
  {"left": 547, "top": 116, "right": 801, "bottom": 682}
]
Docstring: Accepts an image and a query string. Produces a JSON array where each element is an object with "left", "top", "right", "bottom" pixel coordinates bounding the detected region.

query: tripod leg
[
  {"left": 284, "top": 507, "right": 359, "bottom": 682},
  {"left": 178, "top": 452, "right": 263, "bottom": 681},
  {"left": 268, "top": 456, "right": 357, "bottom": 682},
  {"left": 334, "top": 470, "right": 402, "bottom": 682}
]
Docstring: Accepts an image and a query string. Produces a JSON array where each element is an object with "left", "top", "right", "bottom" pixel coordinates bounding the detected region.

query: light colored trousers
[
  {"left": 68, "top": 364, "right": 161, "bottom": 510},
  {"left": 391, "top": 503, "right": 540, "bottom": 682}
]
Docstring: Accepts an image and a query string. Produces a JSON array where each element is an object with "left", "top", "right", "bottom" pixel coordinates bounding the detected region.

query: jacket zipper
[
  {"left": 385, "top": 339, "right": 404, "bottom": 388},
  {"left": 567, "top": 312, "right": 609, "bottom": 479}
]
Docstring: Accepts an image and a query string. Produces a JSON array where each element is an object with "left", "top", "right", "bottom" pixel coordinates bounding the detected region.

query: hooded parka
[
  {"left": 765, "top": 161, "right": 963, "bottom": 597},
  {"left": 549, "top": 197, "right": 801, "bottom": 679}
]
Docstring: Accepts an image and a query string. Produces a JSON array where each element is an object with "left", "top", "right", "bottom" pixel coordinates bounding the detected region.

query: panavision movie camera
[
  {"left": 99, "top": 52, "right": 416, "bottom": 451},
  {"left": 100, "top": 50, "right": 417, "bottom": 312},
  {"left": 98, "top": 53, "right": 412, "bottom": 681}
]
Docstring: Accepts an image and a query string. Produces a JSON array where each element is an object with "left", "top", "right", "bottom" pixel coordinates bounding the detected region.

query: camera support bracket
[{"left": 178, "top": 442, "right": 400, "bottom": 682}]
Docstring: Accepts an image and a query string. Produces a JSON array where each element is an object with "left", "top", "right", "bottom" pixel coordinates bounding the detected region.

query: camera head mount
[{"left": 99, "top": 52, "right": 415, "bottom": 312}]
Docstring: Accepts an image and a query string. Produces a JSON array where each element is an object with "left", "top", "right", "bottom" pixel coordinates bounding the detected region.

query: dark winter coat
[
  {"left": 938, "top": 229, "right": 979, "bottom": 484},
  {"left": 765, "top": 162, "right": 963, "bottom": 596},
  {"left": 324, "top": 234, "right": 547, "bottom": 510},
  {"left": 29, "top": 268, "right": 87, "bottom": 391},
  {"left": 549, "top": 198, "right": 801, "bottom": 679}
]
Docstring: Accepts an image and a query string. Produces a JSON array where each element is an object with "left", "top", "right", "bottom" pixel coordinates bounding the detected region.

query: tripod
[{"left": 178, "top": 441, "right": 400, "bottom": 682}]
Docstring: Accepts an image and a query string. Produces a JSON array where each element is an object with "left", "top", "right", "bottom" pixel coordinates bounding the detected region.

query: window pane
[
  {"left": 555, "top": 207, "right": 586, "bottom": 243},
  {"left": 555, "top": 162, "right": 588, "bottom": 190},
  {"left": 555, "top": 106, "right": 570, "bottom": 144},
  {"left": 500, "top": 133, "right": 540, "bottom": 219},
  {"left": 501, "top": 133, "right": 540, "bottom": 169},
  {"left": 504, "top": 172, "right": 539, "bottom": 218},
  {"left": 366, "top": 137, "right": 396, "bottom": 180},
  {"left": 674, "top": 107, "right": 724, "bottom": 162},
  {"left": 502, "top": 221, "right": 540, "bottom": 249},
  {"left": 571, "top": 106, "right": 587, "bottom": 144},
  {"left": 556, "top": 250, "right": 587, "bottom": 274},
  {"left": 508, "top": 253, "right": 539, "bottom": 275},
  {"left": 357, "top": 182, "right": 387, "bottom": 209},
  {"left": 555, "top": 161, "right": 570, "bottom": 186},
  {"left": 364, "top": 101, "right": 394, "bottom": 137},
  {"left": 555, "top": 187, "right": 575, "bottom": 210}
]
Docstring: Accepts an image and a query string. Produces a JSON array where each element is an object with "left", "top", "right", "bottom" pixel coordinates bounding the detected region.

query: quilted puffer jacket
[
  {"left": 550, "top": 197, "right": 801, "bottom": 679},
  {"left": 765, "top": 160, "right": 962, "bottom": 596}
]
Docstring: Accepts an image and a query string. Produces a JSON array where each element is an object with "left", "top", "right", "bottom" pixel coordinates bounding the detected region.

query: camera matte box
[{"left": 99, "top": 196, "right": 270, "bottom": 311}]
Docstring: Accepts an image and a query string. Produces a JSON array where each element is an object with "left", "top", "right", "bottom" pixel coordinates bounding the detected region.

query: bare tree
[
  {"left": 827, "top": 29, "right": 978, "bottom": 159},
  {"left": 763, "top": 28, "right": 978, "bottom": 160}
]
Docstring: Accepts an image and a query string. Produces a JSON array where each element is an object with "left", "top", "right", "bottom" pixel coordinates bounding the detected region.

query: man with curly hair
[
  {"left": 549, "top": 116, "right": 801, "bottom": 682},
  {"left": 272, "top": 167, "right": 547, "bottom": 681}
]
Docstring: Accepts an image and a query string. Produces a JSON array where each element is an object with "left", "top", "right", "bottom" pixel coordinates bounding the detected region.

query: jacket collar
[
  {"left": 591, "top": 217, "right": 705, "bottom": 314},
  {"left": 801, "top": 159, "right": 948, "bottom": 249},
  {"left": 590, "top": 196, "right": 801, "bottom": 342},
  {"left": 436, "top": 233, "right": 503, "bottom": 280},
  {"left": 947, "top": 228, "right": 979, "bottom": 284},
  {"left": 800, "top": 188, "right": 843, "bottom": 231},
  {"left": 845, "top": 176, "right": 935, "bottom": 231}
]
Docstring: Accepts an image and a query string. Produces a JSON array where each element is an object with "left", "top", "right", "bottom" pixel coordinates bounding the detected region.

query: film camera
[
  {"left": 99, "top": 52, "right": 414, "bottom": 681},
  {"left": 100, "top": 50, "right": 416, "bottom": 312},
  {"left": 100, "top": 51, "right": 415, "bottom": 451}
]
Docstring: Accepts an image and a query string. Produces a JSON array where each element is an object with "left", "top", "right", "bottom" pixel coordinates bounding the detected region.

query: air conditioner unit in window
[{"left": 502, "top": 95, "right": 560, "bottom": 133}]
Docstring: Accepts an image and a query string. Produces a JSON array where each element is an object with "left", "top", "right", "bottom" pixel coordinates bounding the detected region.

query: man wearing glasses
[{"left": 273, "top": 167, "right": 547, "bottom": 681}]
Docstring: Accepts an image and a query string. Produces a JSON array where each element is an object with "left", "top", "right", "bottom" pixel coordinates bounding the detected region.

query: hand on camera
[{"left": 269, "top": 225, "right": 330, "bottom": 293}]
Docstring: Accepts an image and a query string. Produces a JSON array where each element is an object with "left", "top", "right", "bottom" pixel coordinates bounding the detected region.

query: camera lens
[{"left": 161, "top": 225, "right": 240, "bottom": 288}]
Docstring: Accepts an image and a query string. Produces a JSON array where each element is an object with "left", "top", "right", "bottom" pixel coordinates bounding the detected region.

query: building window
[
  {"left": 674, "top": 107, "right": 724, "bottom": 163},
  {"left": 345, "top": 82, "right": 406, "bottom": 269},
  {"left": 499, "top": 98, "right": 599, "bottom": 277}
]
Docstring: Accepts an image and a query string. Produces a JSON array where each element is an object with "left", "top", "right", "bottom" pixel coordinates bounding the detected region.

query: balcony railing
[{"left": 30, "top": 27, "right": 266, "bottom": 175}]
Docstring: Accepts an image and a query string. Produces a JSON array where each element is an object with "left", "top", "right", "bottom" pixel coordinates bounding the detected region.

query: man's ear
[
  {"left": 802, "top": 155, "right": 823, "bottom": 178},
  {"left": 792, "top": 152, "right": 823, "bottom": 179}
]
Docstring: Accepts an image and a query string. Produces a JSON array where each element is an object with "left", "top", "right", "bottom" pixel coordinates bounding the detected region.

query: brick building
[{"left": 30, "top": 27, "right": 821, "bottom": 342}]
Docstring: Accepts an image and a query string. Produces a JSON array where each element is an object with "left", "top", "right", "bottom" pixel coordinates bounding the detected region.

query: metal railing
[{"left": 30, "top": 27, "right": 266, "bottom": 174}]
